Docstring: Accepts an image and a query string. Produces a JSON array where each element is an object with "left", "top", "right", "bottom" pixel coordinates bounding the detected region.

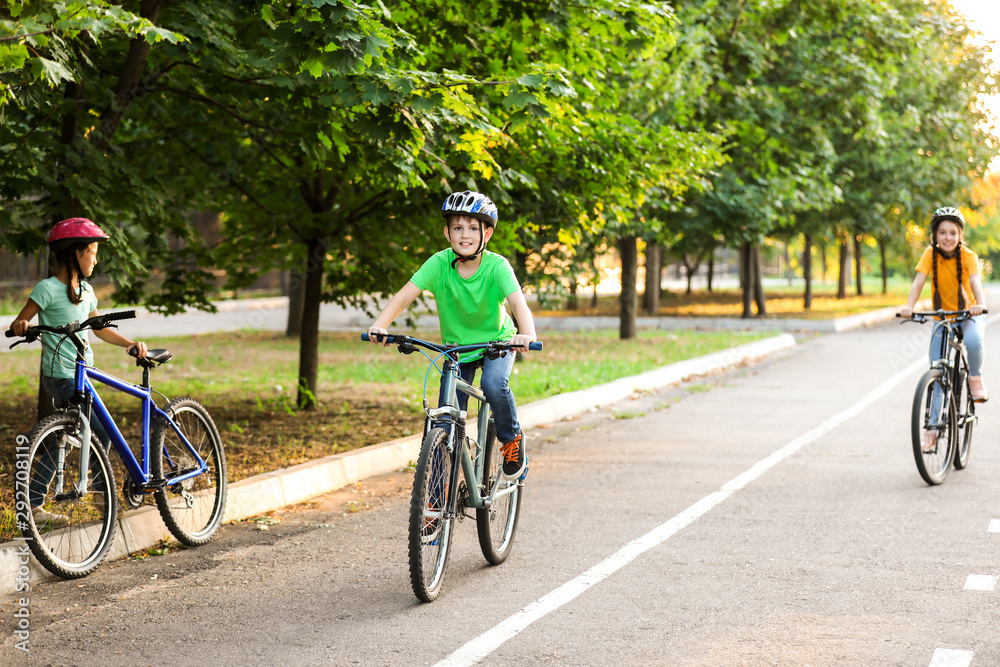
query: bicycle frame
[
  {"left": 63, "top": 355, "right": 207, "bottom": 498},
  {"left": 428, "top": 353, "right": 517, "bottom": 518}
]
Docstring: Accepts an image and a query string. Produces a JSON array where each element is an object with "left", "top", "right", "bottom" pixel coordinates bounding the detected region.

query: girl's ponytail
[
  {"left": 53, "top": 244, "right": 87, "bottom": 305},
  {"left": 956, "top": 243, "right": 966, "bottom": 310},
  {"left": 932, "top": 244, "right": 942, "bottom": 310}
]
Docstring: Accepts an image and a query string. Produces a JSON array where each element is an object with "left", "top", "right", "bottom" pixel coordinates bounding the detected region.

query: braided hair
[
  {"left": 52, "top": 243, "right": 89, "bottom": 306},
  {"left": 930, "top": 226, "right": 966, "bottom": 311}
]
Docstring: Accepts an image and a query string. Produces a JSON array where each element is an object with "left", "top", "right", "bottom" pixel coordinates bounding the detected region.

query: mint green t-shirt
[
  {"left": 29, "top": 277, "right": 98, "bottom": 379},
  {"left": 411, "top": 249, "right": 520, "bottom": 361}
]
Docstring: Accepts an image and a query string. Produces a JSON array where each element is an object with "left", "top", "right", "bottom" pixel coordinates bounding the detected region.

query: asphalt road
[{"left": 2, "top": 319, "right": 999, "bottom": 666}]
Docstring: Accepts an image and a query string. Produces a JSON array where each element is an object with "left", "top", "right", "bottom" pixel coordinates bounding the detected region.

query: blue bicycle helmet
[
  {"left": 442, "top": 190, "right": 498, "bottom": 268},
  {"left": 442, "top": 190, "right": 498, "bottom": 229}
]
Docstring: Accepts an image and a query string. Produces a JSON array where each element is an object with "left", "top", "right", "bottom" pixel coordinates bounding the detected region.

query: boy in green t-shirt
[{"left": 368, "top": 190, "right": 537, "bottom": 478}]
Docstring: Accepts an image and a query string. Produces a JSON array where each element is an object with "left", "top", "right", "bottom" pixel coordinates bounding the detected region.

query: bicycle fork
[{"left": 52, "top": 405, "right": 94, "bottom": 503}]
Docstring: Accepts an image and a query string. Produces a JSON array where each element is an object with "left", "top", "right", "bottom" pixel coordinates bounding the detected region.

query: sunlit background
[{"left": 950, "top": 0, "right": 1000, "bottom": 171}]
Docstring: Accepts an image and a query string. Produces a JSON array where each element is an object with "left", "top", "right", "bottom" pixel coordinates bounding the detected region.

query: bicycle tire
[
  {"left": 954, "top": 372, "right": 974, "bottom": 470},
  {"left": 408, "top": 427, "right": 454, "bottom": 602},
  {"left": 477, "top": 420, "right": 522, "bottom": 565},
  {"left": 152, "top": 398, "right": 228, "bottom": 546},
  {"left": 911, "top": 369, "right": 956, "bottom": 485},
  {"left": 21, "top": 413, "right": 118, "bottom": 579}
]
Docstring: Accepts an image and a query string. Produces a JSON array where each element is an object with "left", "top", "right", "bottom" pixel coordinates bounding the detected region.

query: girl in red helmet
[
  {"left": 9, "top": 220, "right": 148, "bottom": 429},
  {"left": 10, "top": 219, "right": 148, "bottom": 525}
]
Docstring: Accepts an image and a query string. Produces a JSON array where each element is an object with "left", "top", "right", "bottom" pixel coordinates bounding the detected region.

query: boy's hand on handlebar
[
  {"left": 511, "top": 333, "right": 536, "bottom": 353},
  {"left": 368, "top": 326, "right": 391, "bottom": 347}
]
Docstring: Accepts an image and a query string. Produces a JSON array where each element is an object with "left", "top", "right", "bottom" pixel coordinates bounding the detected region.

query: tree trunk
[
  {"left": 752, "top": 245, "right": 767, "bottom": 315},
  {"left": 285, "top": 269, "right": 305, "bottom": 337},
  {"left": 297, "top": 238, "right": 326, "bottom": 410},
  {"left": 740, "top": 242, "right": 753, "bottom": 318},
  {"left": 618, "top": 235, "right": 638, "bottom": 339},
  {"left": 683, "top": 255, "right": 701, "bottom": 295},
  {"left": 803, "top": 234, "right": 813, "bottom": 310},
  {"left": 90, "top": 0, "right": 166, "bottom": 151},
  {"left": 837, "top": 240, "right": 849, "bottom": 299},
  {"left": 707, "top": 252, "right": 715, "bottom": 293},
  {"left": 591, "top": 254, "right": 600, "bottom": 308},
  {"left": 642, "top": 239, "right": 660, "bottom": 314},
  {"left": 879, "top": 238, "right": 888, "bottom": 294},
  {"left": 853, "top": 229, "right": 863, "bottom": 296},
  {"left": 566, "top": 278, "right": 578, "bottom": 311},
  {"left": 819, "top": 241, "right": 828, "bottom": 282}
]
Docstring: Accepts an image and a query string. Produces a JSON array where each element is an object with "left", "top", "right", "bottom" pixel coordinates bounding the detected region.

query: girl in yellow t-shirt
[{"left": 901, "top": 207, "right": 988, "bottom": 448}]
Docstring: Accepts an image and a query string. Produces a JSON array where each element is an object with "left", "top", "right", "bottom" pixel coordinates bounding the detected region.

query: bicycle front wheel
[
  {"left": 152, "top": 398, "right": 228, "bottom": 546},
  {"left": 22, "top": 413, "right": 118, "bottom": 579},
  {"left": 408, "top": 427, "right": 454, "bottom": 602},
  {"left": 954, "top": 372, "right": 975, "bottom": 470},
  {"left": 911, "top": 369, "right": 956, "bottom": 485},
  {"left": 477, "top": 420, "right": 522, "bottom": 565}
]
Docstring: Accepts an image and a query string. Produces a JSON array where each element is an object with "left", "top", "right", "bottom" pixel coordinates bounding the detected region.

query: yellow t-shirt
[{"left": 915, "top": 245, "right": 980, "bottom": 312}]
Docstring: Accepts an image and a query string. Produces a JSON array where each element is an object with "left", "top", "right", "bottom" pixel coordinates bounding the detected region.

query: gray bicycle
[{"left": 363, "top": 333, "right": 541, "bottom": 602}]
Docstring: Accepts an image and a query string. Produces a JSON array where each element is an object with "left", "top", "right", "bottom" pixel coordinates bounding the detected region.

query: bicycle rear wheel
[
  {"left": 152, "top": 398, "right": 228, "bottom": 546},
  {"left": 408, "top": 427, "right": 454, "bottom": 602},
  {"left": 954, "top": 372, "right": 975, "bottom": 470},
  {"left": 911, "top": 369, "right": 956, "bottom": 485},
  {"left": 477, "top": 420, "right": 522, "bottom": 565},
  {"left": 22, "top": 413, "right": 118, "bottom": 579}
]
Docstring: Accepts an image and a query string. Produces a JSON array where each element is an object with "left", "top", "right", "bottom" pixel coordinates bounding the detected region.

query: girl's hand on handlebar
[
  {"left": 511, "top": 333, "right": 536, "bottom": 353},
  {"left": 971, "top": 304, "right": 986, "bottom": 316},
  {"left": 127, "top": 341, "right": 147, "bottom": 360},
  {"left": 368, "top": 326, "right": 391, "bottom": 347},
  {"left": 899, "top": 306, "right": 913, "bottom": 319},
  {"left": 10, "top": 319, "right": 30, "bottom": 336}
]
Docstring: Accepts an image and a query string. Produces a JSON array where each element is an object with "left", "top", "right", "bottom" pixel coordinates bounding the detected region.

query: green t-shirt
[
  {"left": 410, "top": 249, "right": 520, "bottom": 361},
  {"left": 29, "top": 276, "right": 98, "bottom": 379}
]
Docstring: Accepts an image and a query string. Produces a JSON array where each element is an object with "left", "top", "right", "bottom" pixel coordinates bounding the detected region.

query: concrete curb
[{"left": 0, "top": 333, "right": 794, "bottom": 593}]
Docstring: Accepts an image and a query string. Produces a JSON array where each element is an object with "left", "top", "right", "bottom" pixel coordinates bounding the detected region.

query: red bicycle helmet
[{"left": 47, "top": 218, "right": 109, "bottom": 250}]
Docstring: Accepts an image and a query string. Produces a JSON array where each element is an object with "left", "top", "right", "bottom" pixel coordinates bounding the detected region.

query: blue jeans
[
  {"left": 438, "top": 352, "right": 521, "bottom": 444},
  {"left": 29, "top": 376, "right": 111, "bottom": 507},
  {"left": 930, "top": 315, "right": 985, "bottom": 376}
]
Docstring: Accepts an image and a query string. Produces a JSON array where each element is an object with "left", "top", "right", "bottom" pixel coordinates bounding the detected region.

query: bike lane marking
[
  {"left": 435, "top": 355, "right": 929, "bottom": 667},
  {"left": 928, "top": 648, "right": 974, "bottom": 667}
]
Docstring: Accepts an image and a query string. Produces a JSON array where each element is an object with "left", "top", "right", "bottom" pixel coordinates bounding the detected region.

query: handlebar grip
[
  {"left": 529, "top": 342, "right": 543, "bottom": 351},
  {"left": 361, "top": 332, "right": 396, "bottom": 344},
  {"left": 105, "top": 310, "right": 137, "bottom": 321},
  {"left": 4, "top": 330, "right": 14, "bottom": 338}
]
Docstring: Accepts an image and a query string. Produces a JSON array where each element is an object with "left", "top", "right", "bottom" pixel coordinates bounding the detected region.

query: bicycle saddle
[{"left": 131, "top": 348, "right": 172, "bottom": 368}]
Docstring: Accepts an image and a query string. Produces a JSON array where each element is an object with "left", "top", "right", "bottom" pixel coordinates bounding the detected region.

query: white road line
[
  {"left": 989, "top": 519, "right": 1000, "bottom": 533},
  {"left": 434, "top": 356, "right": 928, "bottom": 667},
  {"left": 929, "top": 648, "right": 974, "bottom": 667},
  {"left": 964, "top": 574, "right": 999, "bottom": 591}
]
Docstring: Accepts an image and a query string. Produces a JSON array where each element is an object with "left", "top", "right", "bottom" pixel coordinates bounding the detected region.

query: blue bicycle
[
  {"left": 7, "top": 311, "right": 227, "bottom": 578},
  {"left": 363, "top": 333, "right": 542, "bottom": 602}
]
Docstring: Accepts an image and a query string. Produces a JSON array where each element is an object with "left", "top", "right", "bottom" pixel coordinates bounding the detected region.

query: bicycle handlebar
[
  {"left": 896, "top": 308, "right": 987, "bottom": 323},
  {"left": 5, "top": 310, "right": 137, "bottom": 346},
  {"left": 362, "top": 332, "right": 542, "bottom": 352}
]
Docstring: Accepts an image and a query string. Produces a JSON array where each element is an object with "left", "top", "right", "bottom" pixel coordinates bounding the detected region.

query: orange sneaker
[
  {"left": 501, "top": 432, "right": 525, "bottom": 478},
  {"left": 969, "top": 376, "right": 989, "bottom": 403}
]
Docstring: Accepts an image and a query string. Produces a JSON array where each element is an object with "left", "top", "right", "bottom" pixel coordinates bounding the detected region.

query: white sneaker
[{"left": 32, "top": 506, "right": 70, "bottom": 528}]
